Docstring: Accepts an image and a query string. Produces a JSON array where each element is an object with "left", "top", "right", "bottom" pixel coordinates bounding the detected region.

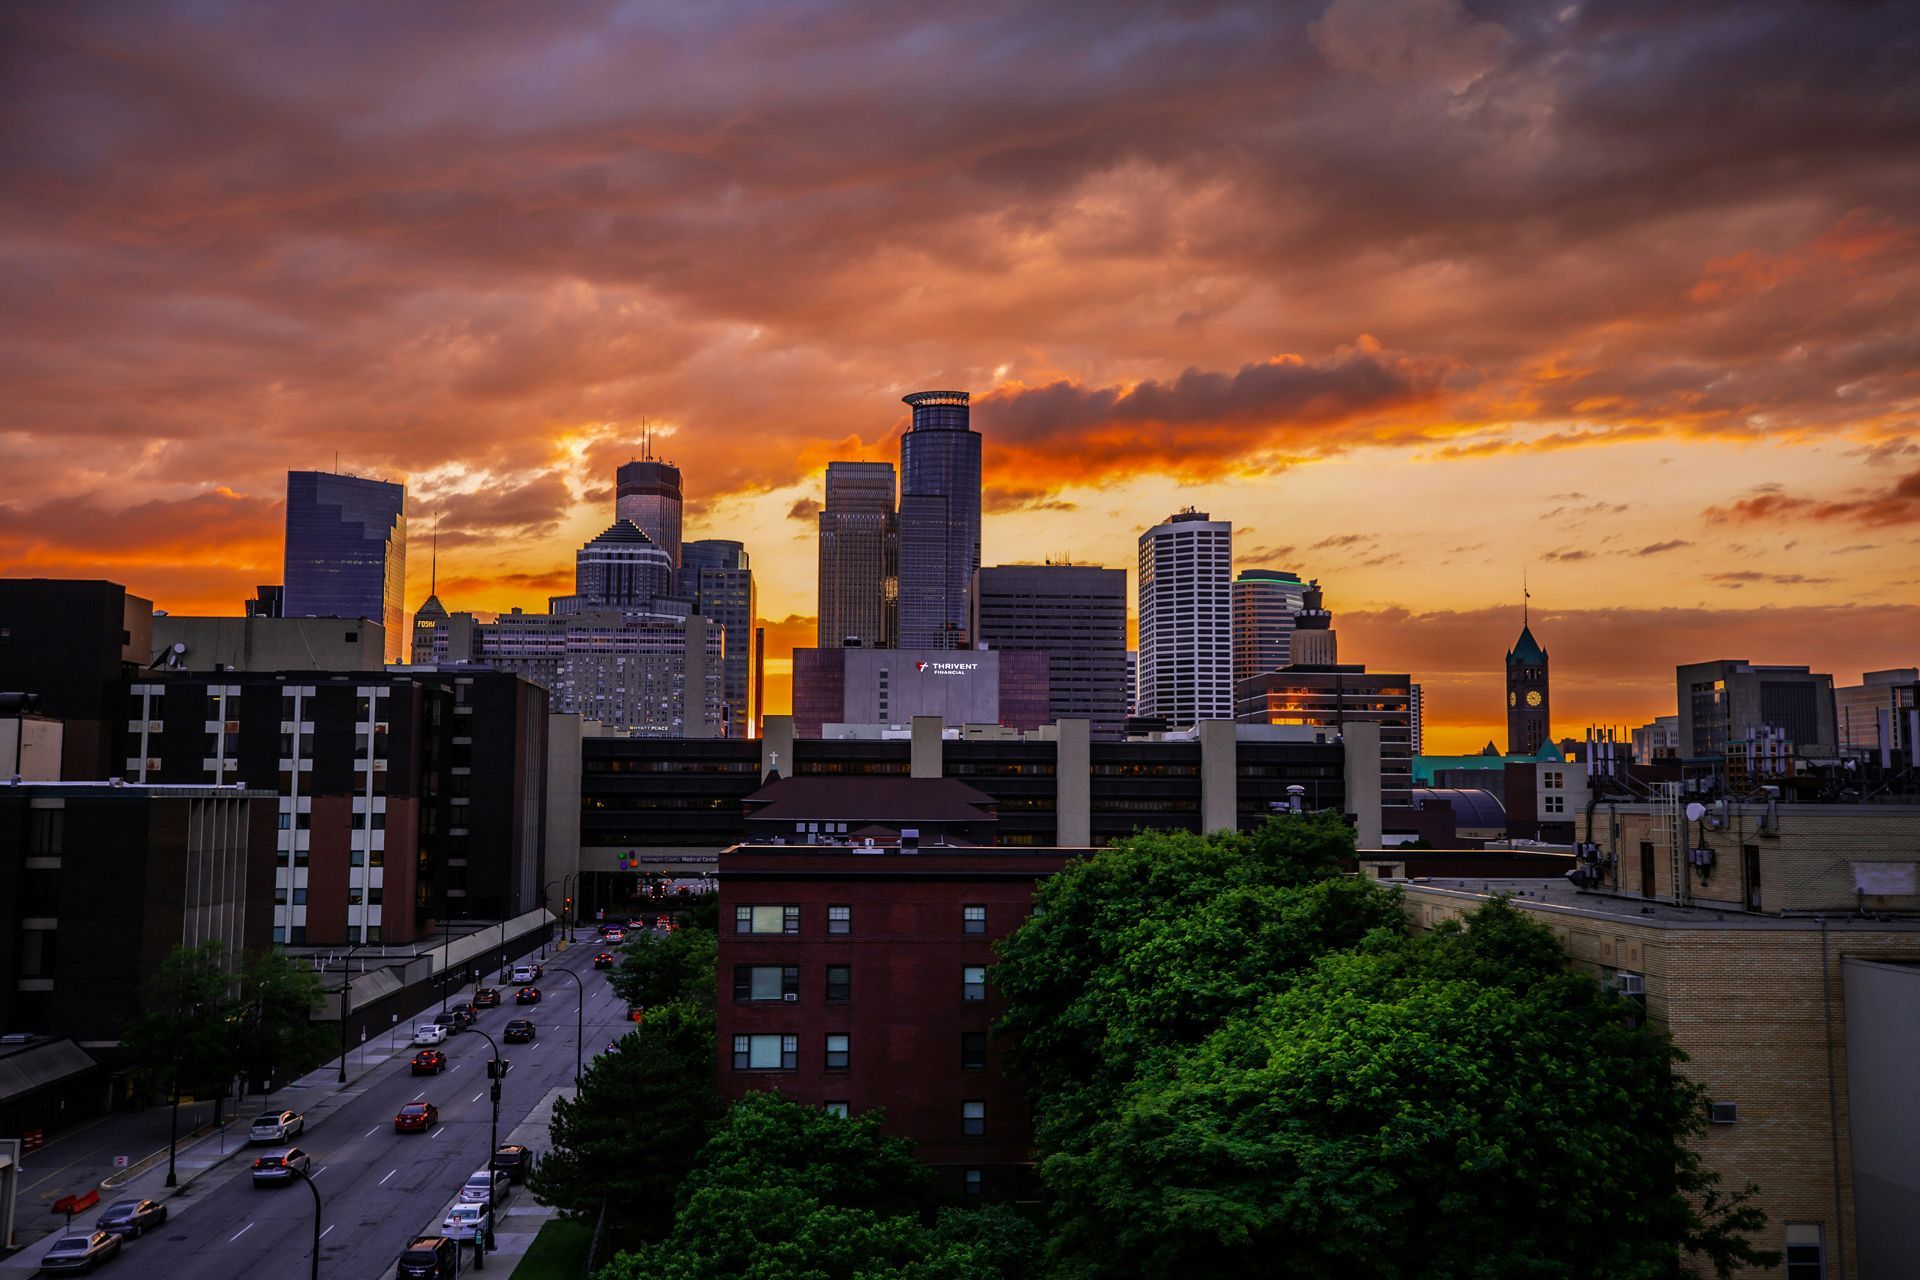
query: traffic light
[{"left": 486, "top": 1057, "right": 512, "bottom": 1079}]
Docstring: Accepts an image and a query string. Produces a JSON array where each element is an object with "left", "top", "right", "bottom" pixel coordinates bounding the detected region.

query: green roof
[{"left": 1508, "top": 624, "right": 1547, "bottom": 664}]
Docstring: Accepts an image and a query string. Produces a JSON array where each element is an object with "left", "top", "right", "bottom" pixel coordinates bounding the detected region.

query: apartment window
[
  {"left": 825, "top": 965, "right": 851, "bottom": 1003},
  {"left": 27, "top": 809, "right": 63, "bottom": 855},
  {"left": 963, "top": 966, "right": 987, "bottom": 1001},
  {"left": 732, "top": 1034, "right": 798, "bottom": 1070},
  {"left": 962, "top": 1101, "right": 985, "bottom": 1137},
  {"left": 824, "top": 1033, "right": 850, "bottom": 1070},
  {"left": 962, "top": 904, "right": 987, "bottom": 935},
  {"left": 961, "top": 1032, "right": 987, "bottom": 1070},
  {"left": 292, "top": 888, "right": 308, "bottom": 906},
  {"left": 824, "top": 1101, "right": 850, "bottom": 1118},
  {"left": 963, "top": 1168, "right": 983, "bottom": 1197},
  {"left": 1544, "top": 796, "right": 1565, "bottom": 815},
  {"left": 1784, "top": 1225, "right": 1824, "bottom": 1280},
  {"left": 736, "top": 904, "right": 801, "bottom": 934},
  {"left": 733, "top": 965, "right": 800, "bottom": 1002},
  {"left": 1544, "top": 771, "right": 1563, "bottom": 788},
  {"left": 827, "top": 904, "right": 851, "bottom": 934}
]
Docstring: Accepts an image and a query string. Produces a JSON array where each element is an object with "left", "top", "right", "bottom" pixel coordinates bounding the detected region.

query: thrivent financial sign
[{"left": 915, "top": 660, "right": 979, "bottom": 676}]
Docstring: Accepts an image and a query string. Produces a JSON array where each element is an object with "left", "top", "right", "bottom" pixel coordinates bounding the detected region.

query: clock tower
[{"left": 1506, "top": 604, "right": 1550, "bottom": 756}]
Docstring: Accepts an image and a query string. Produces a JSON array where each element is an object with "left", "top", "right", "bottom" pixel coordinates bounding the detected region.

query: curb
[{"left": 101, "top": 1118, "right": 243, "bottom": 1192}]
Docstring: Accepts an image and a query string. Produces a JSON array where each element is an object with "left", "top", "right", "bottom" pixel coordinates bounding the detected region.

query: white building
[{"left": 1137, "top": 509, "right": 1233, "bottom": 728}]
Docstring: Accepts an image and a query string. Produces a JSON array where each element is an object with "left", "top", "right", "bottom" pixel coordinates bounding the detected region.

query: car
[
  {"left": 95, "top": 1198, "right": 166, "bottom": 1238},
  {"left": 510, "top": 964, "right": 536, "bottom": 984},
  {"left": 432, "top": 1011, "right": 464, "bottom": 1035},
  {"left": 627, "top": 917, "right": 648, "bottom": 930},
  {"left": 515, "top": 986, "right": 541, "bottom": 1004},
  {"left": 251, "top": 1147, "right": 313, "bottom": 1186},
  {"left": 394, "top": 1101, "right": 439, "bottom": 1133},
  {"left": 414, "top": 1023, "right": 448, "bottom": 1046},
  {"left": 394, "top": 1234, "right": 458, "bottom": 1279},
  {"left": 604, "top": 928, "right": 625, "bottom": 944},
  {"left": 450, "top": 1002, "right": 478, "bottom": 1025},
  {"left": 473, "top": 987, "right": 501, "bottom": 1008},
  {"left": 38, "top": 1230, "right": 122, "bottom": 1273},
  {"left": 459, "top": 1167, "right": 511, "bottom": 1205},
  {"left": 410, "top": 1049, "right": 447, "bottom": 1076},
  {"left": 491, "top": 1143, "right": 534, "bottom": 1184},
  {"left": 592, "top": 952, "right": 615, "bottom": 970},
  {"left": 441, "top": 1200, "right": 492, "bottom": 1243},
  {"left": 503, "top": 1018, "right": 536, "bottom": 1043},
  {"left": 249, "top": 1109, "right": 305, "bottom": 1143}
]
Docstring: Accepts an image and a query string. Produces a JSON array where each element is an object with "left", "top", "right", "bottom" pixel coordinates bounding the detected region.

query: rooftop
[
  {"left": 1398, "top": 876, "right": 1920, "bottom": 931},
  {"left": 741, "top": 776, "right": 998, "bottom": 823}
]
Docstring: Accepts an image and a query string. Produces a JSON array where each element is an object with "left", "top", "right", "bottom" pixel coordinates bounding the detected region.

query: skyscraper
[
  {"left": 681, "top": 538, "right": 758, "bottom": 738},
  {"left": 1506, "top": 613, "right": 1551, "bottom": 755},
  {"left": 572, "top": 519, "right": 675, "bottom": 610},
  {"left": 616, "top": 455, "right": 684, "bottom": 569},
  {"left": 817, "top": 461, "right": 898, "bottom": 648},
  {"left": 1232, "top": 568, "right": 1307, "bottom": 685},
  {"left": 1290, "top": 580, "right": 1337, "bottom": 666},
  {"left": 1137, "top": 510, "right": 1233, "bottom": 727},
  {"left": 973, "top": 564, "right": 1128, "bottom": 738},
  {"left": 897, "top": 390, "right": 980, "bottom": 649},
  {"left": 282, "top": 471, "right": 407, "bottom": 662}
]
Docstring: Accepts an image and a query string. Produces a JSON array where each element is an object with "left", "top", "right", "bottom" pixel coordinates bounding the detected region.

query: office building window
[
  {"left": 732, "top": 1034, "right": 798, "bottom": 1070},
  {"left": 736, "top": 904, "right": 801, "bottom": 934},
  {"left": 828, "top": 904, "right": 851, "bottom": 934},
  {"left": 963, "top": 1168, "right": 983, "bottom": 1197},
  {"left": 733, "top": 965, "right": 800, "bottom": 1001},
  {"left": 826, "top": 965, "right": 851, "bottom": 1003},
  {"left": 824, "top": 1033, "right": 850, "bottom": 1070},
  {"left": 962, "top": 1101, "right": 985, "bottom": 1137},
  {"left": 824, "top": 1101, "right": 850, "bottom": 1118},
  {"left": 1784, "top": 1225, "right": 1824, "bottom": 1280},
  {"left": 963, "top": 966, "right": 987, "bottom": 1001},
  {"left": 962, "top": 904, "right": 987, "bottom": 935},
  {"left": 961, "top": 1032, "right": 987, "bottom": 1070}
]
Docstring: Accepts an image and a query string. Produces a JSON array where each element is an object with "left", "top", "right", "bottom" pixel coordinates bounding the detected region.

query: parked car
[
  {"left": 441, "top": 1200, "right": 492, "bottom": 1243},
  {"left": 510, "top": 964, "right": 536, "bottom": 984},
  {"left": 449, "top": 1002, "right": 478, "bottom": 1025},
  {"left": 394, "top": 1102, "right": 439, "bottom": 1133},
  {"left": 410, "top": 1049, "right": 447, "bottom": 1076},
  {"left": 251, "top": 1147, "right": 313, "bottom": 1186},
  {"left": 592, "top": 952, "right": 615, "bottom": 970},
  {"left": 249, "top": 1109, "right": 305, "bottom": 1143},
  {"left": 491, "top": 1143, "right": 534, "bottom": 1184},
  {"left": 95, "top": 1198, "right": 166, "bottom": 1238},
  {"left": 38, "top": 1230, "right": 122, "bottom": 1273},
  {"left": 473, "top": 987, "right": 501, "bottom": 1008},
  {"left": 503, "top": 1018, "right": 536, "bottom": 1044},
  {"left": 414, "top": 1023, "right": 448, "bottom": 1046},
  {"left": 394, "top": 1234, "right": 457, "bottom": 1279},
  {"left": 459, "top": 1167, "right": 510, "bottom": 1205},
  {"left": 515, "top": 986, "right": 541, "bottom": 1005}
]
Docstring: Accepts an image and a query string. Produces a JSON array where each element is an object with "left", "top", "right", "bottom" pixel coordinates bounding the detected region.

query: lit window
[
  {"left": 732, "top": 1034, "right": 798, "bottom": 1070},
  {"left": 963, "top": 966, "right": 987, "bottom": 1001},
  {"left": 736, "top": 905, "right": 800, "bottom": 934}
]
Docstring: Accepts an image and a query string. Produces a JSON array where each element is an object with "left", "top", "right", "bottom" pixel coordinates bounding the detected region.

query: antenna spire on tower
[
  {"left": 1523, "top": 568, "right": 1531, "bottom": 625},
  {"left": 430, "top": 507, "right": 439, "bottom": 596}
]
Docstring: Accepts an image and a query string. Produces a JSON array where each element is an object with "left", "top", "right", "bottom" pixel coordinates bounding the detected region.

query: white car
[
  {"left": 510, "top": 965, "right": 536, "bottom": 984},
  {"left": 442, "top": 1200, "right": 492, "bottom": 1242},
  {"left": 459, "top": 1167, "right": 510, "bottom": 1205},
  {"left": 249, "top": 1110, "right": 305, "bottom": 1143},
  {"left": 414, "top": 1023, "right": 448, "bottom": 1046}
]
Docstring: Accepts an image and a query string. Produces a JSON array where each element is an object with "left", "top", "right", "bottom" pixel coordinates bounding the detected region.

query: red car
[
  {"left": 516, "top": 986, "right": 541, "bottom": 1004},
  {"left": 410, "top": 1049, "right": 447, "bottom": 1076},
  {"left": 473, "top": 987, "right": 502, "bottom": 1008},
  {"left": 394, "top": 1102, "right": 439, "bottom": 1133},
  {"left": 592, "top": 952, "right": 615, "bottom": 970}
]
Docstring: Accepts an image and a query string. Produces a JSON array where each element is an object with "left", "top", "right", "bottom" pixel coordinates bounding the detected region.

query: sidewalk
[{"left": 403, "top": 1084, "right": 575, "bottom": 1277}]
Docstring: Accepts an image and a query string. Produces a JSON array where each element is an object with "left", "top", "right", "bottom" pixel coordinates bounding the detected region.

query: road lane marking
[
  {"left": 471, "top": 1091, "right": 484, "bottom": 1102},
  {"left": 365, "top": 1126, "right": 379, "bottom": 1137},
  {"left": 412, "top": 1091, "right": 426, "bottom": 1101},
  {"left": 320, "top": 1225, "right": 335, "bottom": 1239},
  {"left": 231, "top": 1223, "right": 254, "bottom": 1242},
  {"left": 431, "top": 1128, "right": 443, "bottom": 1140},
  {"left": 450, "top": 1063, "right": 460, "bottom": 1072},
  {"left": 315, "top": 1166, "right": 328, "bottom": 1176},
  {"left": 379, "top": 1168, "right": 398, "bottom": 1186}
]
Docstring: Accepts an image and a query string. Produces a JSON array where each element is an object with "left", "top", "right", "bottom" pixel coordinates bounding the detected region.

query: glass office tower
[
  {"left": 616, "top": 458, "right": 684, "bottom": 569},
  {"left": 681, "top": 538, "right": 758, "bottom": 738},
  {"left": 282, "top": 471, "right": 407, "bottom": 662},
  {"left": 897, "top": 390, "right": 980, "bottom": 649}
]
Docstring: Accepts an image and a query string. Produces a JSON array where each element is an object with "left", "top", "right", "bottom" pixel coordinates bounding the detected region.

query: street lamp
[
  {"left": 164, "top": 997, "right": 204, "bottom": 1189},
  {"left": 467, "top": 1025, "right": 507, "bottom": 1269},
  {"left": 336, "top": 940, "right": 369, "bottom": 1085},
  {"left": 292, "top": 1164, "right": 323, "bottom": 1280},
  {"left": 546, "top": 967, "right": 586, "bottom": 1087}
]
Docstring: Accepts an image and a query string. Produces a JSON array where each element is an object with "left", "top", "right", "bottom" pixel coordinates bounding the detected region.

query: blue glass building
[
  {"left": 897, "top": 390, "right": 980, "bottom": 649},
  {"left": 282, "top": 471, "right": 407, "bottom": 662}
]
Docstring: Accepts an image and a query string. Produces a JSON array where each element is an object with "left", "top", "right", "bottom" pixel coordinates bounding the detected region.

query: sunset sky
[{"left": 3, "top": 1, "right": 1916, "bottom": 751}]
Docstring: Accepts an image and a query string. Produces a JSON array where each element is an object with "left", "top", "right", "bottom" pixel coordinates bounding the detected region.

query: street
[{"left": 45, "top": 942, "right": 628, "bottom": 1279}]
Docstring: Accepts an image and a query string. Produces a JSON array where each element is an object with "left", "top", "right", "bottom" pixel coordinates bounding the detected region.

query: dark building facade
[
  {"left": 1232, "top": 568, "right": 1307, "bottom": 684},
  {"left": 739, "top": 776, "right": 1001, "bottom": 846},
  {"left": 716, "top": 845, "right": 1069, "bottom": 1197},
  {"left": 817, "top": 461, "right": 899, "bottom": 649},
  {"left": 789, "top": 647, "right": 1050, "bottom": 738},
  {"left": 0, "top": 784, "right": 277, "bottom": 1043},
  {"left": 615, "top": 456, "right": 684, "bottom": 569},
  {"left": 972, "top": 565, "right": 1128, "bottom": 739},
  {"left": 1506, "top": 620, "right": 1551, "bottom": 756},
  {"left": 121, "top": 669, "right": 547, "bottom": 945},
  {"left": 1234, "top": 666, "right": 1415, "bottom": 808},
  {"left": 570, "top": 519, "right": 675, "bottom": 611},
  {"left": 282, "top": 471, "right": 407, "bottom": 663},
  {"left": 897, "top": 391, "right": 981, "bottom": 650},
  {"left": 681, "top": 539, "right": 758, "bottom": 738},
  {"left": 0, "top": 578, "right": 153, "bottom": 779}
]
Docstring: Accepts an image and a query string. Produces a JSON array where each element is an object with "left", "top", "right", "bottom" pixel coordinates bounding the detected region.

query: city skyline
[{"left": 2, "top": 3, "right": 1916, "bottom": 750}]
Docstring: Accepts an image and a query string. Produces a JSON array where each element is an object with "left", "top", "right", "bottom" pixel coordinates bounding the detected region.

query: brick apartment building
[{"left": 716, "top": 844, "right": 1070, "bottom": 1198}]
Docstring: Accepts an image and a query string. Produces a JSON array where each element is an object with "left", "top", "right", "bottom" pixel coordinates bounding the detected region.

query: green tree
[
  {"left": 532, "top": 999, "right": 722, "bottom": 1243},
  {"left": 609, "top": 925, "right": 717, "bottom": 1012},
  {"left": 124, "top": 942, "right": 237, "bottom": 1101},
  {"left": 234, "top": 947, "right": 331, "bottom": 1093}
]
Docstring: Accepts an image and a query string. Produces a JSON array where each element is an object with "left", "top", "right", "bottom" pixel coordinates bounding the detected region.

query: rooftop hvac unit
[{"left": 1614, "top": 973, "right": 1646, "bottom": 997}]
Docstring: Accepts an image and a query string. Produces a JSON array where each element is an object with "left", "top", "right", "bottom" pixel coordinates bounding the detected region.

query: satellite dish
[{"left": 1684, "top": 802, "right": 1707, "bottom": 822}]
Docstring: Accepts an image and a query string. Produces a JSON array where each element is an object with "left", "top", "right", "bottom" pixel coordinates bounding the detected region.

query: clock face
[
  {"left": 1526, "top": 690, "right": 1543, "bottom": 707},
  {"left": 1508, "top": 691, "right": 1517, "bottom": 707}
]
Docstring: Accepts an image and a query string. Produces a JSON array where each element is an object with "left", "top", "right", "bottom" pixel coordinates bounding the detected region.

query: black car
[
  {"left": 503, "top": 1018, "right": 536, "bottom": 1043},
  {"left": 491, "top": 1142, "right": 535, "bottom": 1183},
  {"left": 96, "top": 1197, "right": 167, "bottom": 1238},
  {"left": 450, "top": 1002, "right": 478, "bottom": 1025},
  {"left": 395, "top": 1234, "right": 457, "bottom": 1279},
  {"left": 40, "top": 1230, "right": 123, "bottom": 1272},
  {"left": 515, "top": 986, "right": 541, "bottom": 1004}
]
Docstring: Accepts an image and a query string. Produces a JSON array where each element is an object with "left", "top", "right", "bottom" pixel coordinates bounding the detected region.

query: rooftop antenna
[{"left": 430, "top": 507, "right": 439, "bottom": 597}]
